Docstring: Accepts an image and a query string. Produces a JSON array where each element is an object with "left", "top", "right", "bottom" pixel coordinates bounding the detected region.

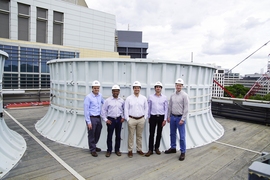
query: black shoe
[
  {"left": 165, "top": 148, "right": 176, "bottom": 154},
  {"left": 91, "top": 151, "right": 98, "bottom": 157},
  {"left": 179, "top": 153, "right": 185, "bottom": 161},
  {"left": 105, "top": 151, "right": 111, "bottom": 157},
  {"left": 96, "top": 147, "right": 101, "bottom": 152}
]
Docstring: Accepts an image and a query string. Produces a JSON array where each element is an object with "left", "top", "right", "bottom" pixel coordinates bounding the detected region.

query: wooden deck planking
[{"left": 2, "top": 106, "right": 270, "bottom": 180}]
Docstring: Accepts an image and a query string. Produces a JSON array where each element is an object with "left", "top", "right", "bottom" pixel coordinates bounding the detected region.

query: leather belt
[
  {"left": 129, "top": 115, "right": 144, "bottom": 120},
  {"left": 171, "top": 114, "right": 182, "bottom": 117},
  {"left": 90, "top": 115, "right": 100, "bottom": 118},
  {"left": 108, "top": 116, "right": 121, "bottom": 120},
  {"left": 151, "top": 114, "right": 164, "bottom": 117}
]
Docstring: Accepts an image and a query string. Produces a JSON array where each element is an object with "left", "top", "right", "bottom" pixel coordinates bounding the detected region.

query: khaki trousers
[{"left": 128, "top": 117, "right": 145, "bottom": 151}]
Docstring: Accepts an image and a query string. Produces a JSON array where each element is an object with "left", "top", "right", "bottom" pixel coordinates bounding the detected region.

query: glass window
[
  {"left": 3, "top": 73, "right": 18, "bottom": 89},
  {"left": 20, "top": 74, "right": 39, "bottom": 88},
  {"left": 0, "top": 0, "right": 10, "bottom": 38},
  {"left": 53, "top": 11, "right": 63, "bottom": 45},
  {"left": 18, "top": 3, "right": 30, "bottom": 41},
  {"left": 36, "top": 7, "right": 47, "bottom": 43},
  {"left": 41, "top": 74, "right": 50, "bottom": 88}
]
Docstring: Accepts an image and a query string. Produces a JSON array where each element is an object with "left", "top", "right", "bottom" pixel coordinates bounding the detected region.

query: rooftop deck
[{"left": 2, "top": 106, "right": 270, "bottom": 180}]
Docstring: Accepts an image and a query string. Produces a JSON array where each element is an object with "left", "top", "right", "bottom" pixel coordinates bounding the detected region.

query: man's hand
[
  {"left": 88, "top": 123, "right": 92, "bottom": 130},
  {"left": 167, "top": 117, "right": 170, "bottom": 123},
  {"left": 162, "top": 120, "right": 166, "bottom": 127},
  {"left": 106, "top": 120, "right": 112, "bottom": 125},
  {"left": 121, "top": 118, "right": 125, "bottom": 123},
  {"left": 179, "top": 120, "right": 184, "bottom": 125}
]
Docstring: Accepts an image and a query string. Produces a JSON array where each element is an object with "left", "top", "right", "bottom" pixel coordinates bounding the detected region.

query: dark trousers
[
  {"left": 87, "top": 117, "right": 102, "bottom": 152},
  {"left": 107, "top": 116, "right": 122, "bottom": 152},
  {"left": 148, "top": 115, "right": 164, "bottom": 151}
]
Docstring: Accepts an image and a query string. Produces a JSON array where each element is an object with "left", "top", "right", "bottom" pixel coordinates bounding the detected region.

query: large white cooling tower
[
  {"left": 0, "top": 50, "right": 26, "bottom": 179},
  {"left": 36, "top": 58, "right": 224, "bottom": 152}
]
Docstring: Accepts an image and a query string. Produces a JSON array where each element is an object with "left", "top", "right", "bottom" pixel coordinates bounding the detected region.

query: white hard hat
[
  {"left": 112, "top": 84, "right": 120, "bottom": 90},
  {"left": 154, "top": 81, "right": 163, "bottom": 87},
  {"left": 92, "top": 80, "right": 100, "bottom": 86},
  {"left": 132, "top": 81, "right": 141, "bottom": 87},
  {"left": 175, "top": 78, "right": 184, "bottom": 85}
]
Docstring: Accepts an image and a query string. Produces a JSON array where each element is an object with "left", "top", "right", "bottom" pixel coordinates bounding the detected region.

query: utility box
[{"left": 249, "top": 153, "right": 270, "bottom": 180}]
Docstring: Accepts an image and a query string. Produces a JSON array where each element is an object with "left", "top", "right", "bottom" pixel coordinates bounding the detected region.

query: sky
[{"left": 85, "top": 0, "right": 270, "bottom": 76}]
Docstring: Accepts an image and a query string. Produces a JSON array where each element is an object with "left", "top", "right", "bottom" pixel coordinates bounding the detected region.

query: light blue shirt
[
  {"left": 84, "top": 92, "right": 104, "bottom": 124},
  {"left": 101, "top": 96, "right": 124, "bottom": 121},
  {"left": 148, "top": 93, "right": 168, "bottom": 120}
]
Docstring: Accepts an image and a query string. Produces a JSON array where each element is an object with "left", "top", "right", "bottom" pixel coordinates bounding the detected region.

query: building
[
  {"left": 0, "top": 0, "right": 121, "bottom": 103},
  {"left": 224, "top": 71, "right": 241, "bottom": 86},
  {"left": 116, "top": 30, "right": 148, "bottom": 58},
  {"left": 212, "top": 68, "right": 225, "bottom": 97},
  {"left": 239, "top": 73, "right": 270, "bottom": 96}
]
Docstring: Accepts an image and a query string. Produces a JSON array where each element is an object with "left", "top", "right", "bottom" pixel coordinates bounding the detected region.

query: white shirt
[
  {"left": 124, "top": 94, "right": 148, "bottom": 121},
  {"left": 101, "top": 96, "right": 124, "bottom": 121}
]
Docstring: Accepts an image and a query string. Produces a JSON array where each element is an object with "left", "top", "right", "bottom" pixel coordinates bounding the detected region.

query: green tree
[
  {"left": 224, "top": 84, "right": 249, "bottom": 98},
  {"left": 262, "top": 93, "right": 270, "bottom": 101}
]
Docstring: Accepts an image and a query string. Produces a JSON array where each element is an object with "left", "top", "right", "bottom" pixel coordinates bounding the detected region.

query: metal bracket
[
  {"left": 0, "top": 112, "right": 3, "bottom": 118},
  {"left": 253, "top": 152, "right": 270, "bottom": 163}
]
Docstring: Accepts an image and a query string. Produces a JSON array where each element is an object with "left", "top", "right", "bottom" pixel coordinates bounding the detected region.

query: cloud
[{"left": 86, "top": 0, "right": 270, "bottom": 75}]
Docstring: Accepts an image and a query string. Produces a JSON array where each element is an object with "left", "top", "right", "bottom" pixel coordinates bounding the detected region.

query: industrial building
[
  {"left": 116, "top": 30, "right": 148, "bottom": 58},
  {"left": 0, "top": 0, "right": 124, "bottom": 104}
]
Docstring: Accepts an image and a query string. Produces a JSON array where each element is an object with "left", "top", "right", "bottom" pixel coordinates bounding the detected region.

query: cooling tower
[
  {"left": 36, "top": 58, "right": 224, "bottom": 152},
  {"left": 0, "top": 50, "right": 26, "bottom": 178}
]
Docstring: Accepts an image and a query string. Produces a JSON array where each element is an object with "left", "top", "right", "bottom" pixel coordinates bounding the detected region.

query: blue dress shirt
[{"left": 84, "top": 92, "right": 104, "bottom": 124}]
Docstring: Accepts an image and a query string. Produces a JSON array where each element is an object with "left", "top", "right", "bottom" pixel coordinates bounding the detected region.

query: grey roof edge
[{"left": 47, "top": 58, "right": 216, "bottom": 69}]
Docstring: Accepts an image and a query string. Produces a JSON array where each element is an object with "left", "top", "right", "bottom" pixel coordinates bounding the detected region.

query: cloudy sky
[{"left": 85, "top": 0, "right": 270, "bottom": 75}]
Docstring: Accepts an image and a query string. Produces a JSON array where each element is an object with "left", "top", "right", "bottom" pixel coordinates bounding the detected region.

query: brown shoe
[
  {"left": 155, "top": 149, "right": 161, "bottom": 155},
  {"left": 115, "top": 151, "right": 122, "bottom": 156},
  {"left": 165, "top": 148, "right": 176, "bottom": 154},
  {"left": 145, "top": 151, "right": 153, "bottom": 157},
  {"left": 128, "top": 151, "right": 133, "bottom": 158},
  {"left": 105, "top": 151, "right": 111, "bottom": 157},
  {"left": 137, "top": 150, "right": 145, "bottom": 156},
  {"left": 91, "top": 151, "right": 98, "bottom": 157},
  {"left": 96, "top": 147, "right": 101, "bottom": 152},
  {"left": 179, "top": 153, "right": 185, "bottom": 161}
]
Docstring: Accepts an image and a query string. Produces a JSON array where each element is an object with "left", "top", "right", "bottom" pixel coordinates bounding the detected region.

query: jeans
[{"left": 170, "top": 115, "right": 186, "bottom": 153}]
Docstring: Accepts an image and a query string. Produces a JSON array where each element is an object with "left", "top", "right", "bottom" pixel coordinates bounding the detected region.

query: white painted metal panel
[
  {"left": 0, "top": 50, "right": 26, "bottom": 179},
  {"left": 36, "top": 58, "right": 224, "bottom": 152}
]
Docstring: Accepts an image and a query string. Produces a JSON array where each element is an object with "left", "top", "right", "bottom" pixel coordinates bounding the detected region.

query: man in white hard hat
[
  {"left": 165, "top": 78, "right": 189, "bottom": 161},
  {"left": 124, "top": 81, "right": 148, "bottom": 158},
  {"left": 101, "top": 85, "right": 124, "bottom": 157},
  {"left": 84, "top": 80, "right": 104, "bottom": 157},
  {"left": 145, "top": 81, "right": 168, "bottom": 157}
]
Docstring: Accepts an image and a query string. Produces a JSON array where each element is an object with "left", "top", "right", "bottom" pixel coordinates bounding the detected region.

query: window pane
[
  {"left": 0, "top": 13, "right": 9, "bottom": 38},
  {"left": 18, "top": 17, "right": 29, "bottom": 41},
  {"left": 36, "top": 20, "right": 47, "bottom": 43},
  {"left": 53, "top": 11, "right": 63, "bottom": 22},
  {"left": 37, "top": 7, "right": 47, "bottom": 18},
  {"left": 18, "top": 3, "right": 29, "bottom": 15},
  {"left": 53, "top": 23, "right": 63, "bottom": 45},
  {"left": 0, "top": 0, "right": 10, "bottom": 11}
]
